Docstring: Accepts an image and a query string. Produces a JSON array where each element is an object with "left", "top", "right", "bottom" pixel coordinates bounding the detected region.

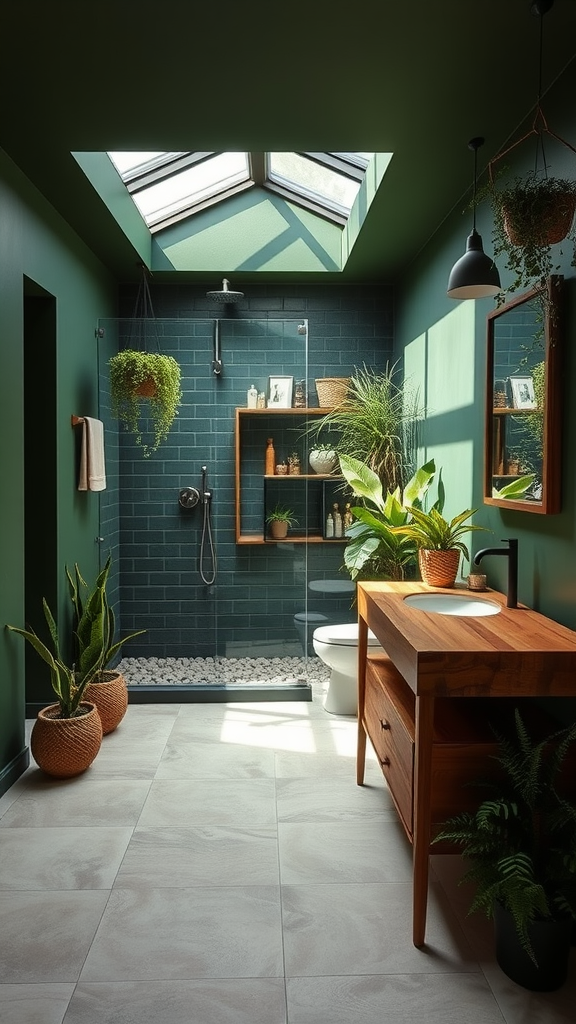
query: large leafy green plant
[
  {"left": 390, "top": 505, "right": 487, "bottom": 561},
  {"left": 339, "top": 454, "right": 436, "bottom": 581},
  {"left": 433, "top": 709, "right": 576, "bottom": 965}
]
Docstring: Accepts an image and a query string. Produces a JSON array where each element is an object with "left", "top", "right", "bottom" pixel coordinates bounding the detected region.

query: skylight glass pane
[
  {"left": 128, "top": 153, "right": 250, "bottom": 226},
  {"left": 109, "top": 152, "right": 173, "bottom": 177},
  {"left": 269, "top": 153, "right": 360, "bottom": 214}
]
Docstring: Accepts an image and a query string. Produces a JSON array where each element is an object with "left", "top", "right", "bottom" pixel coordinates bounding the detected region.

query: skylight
[{"left": 107, "top": 151, "right": 374, "bottom": 232}]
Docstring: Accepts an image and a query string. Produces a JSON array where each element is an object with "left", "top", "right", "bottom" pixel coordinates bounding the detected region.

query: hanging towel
[{"left": 78, "top": 416, "right": 107, "bottom": 491}]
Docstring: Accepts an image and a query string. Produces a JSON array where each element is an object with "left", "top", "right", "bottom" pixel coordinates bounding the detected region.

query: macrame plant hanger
[
  {"left": 488, "top": 1, "right": 576, "bottom": 186},
  {"left": 129, "top": 263, "right": 160, "bottom": 354}
]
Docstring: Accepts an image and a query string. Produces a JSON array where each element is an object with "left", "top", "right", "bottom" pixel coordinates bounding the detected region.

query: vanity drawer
[{"left": 364, "top": 655, "right": 415, "bottom": 836}]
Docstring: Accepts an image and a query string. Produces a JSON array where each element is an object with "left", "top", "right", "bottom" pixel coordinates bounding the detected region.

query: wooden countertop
[{"left": 357, "top": 581, "right": 576, "bottom": 699}]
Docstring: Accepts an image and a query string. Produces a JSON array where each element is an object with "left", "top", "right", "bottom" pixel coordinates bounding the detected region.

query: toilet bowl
[{"left": 313, "top": 622, "right": 383, "bottom": 716}]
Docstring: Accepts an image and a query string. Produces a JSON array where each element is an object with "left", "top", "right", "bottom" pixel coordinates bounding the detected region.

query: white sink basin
[{"left": 404, "top": 593, "right": 501, "bottom": 617}]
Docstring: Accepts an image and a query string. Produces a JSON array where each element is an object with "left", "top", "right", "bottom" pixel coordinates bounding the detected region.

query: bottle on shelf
[
  {"left": 257, "top": 392, "right": 266, "bottom": 408},
  {"left": 325, "top": 510, "right": 334, "bottom": 539},
  {"left": 247, "top": 383, "right": 258, "bottom": 409},
  {"left": 265, "top": 438, "right": 276, "bottom": 475},
  {"left": 343, "top": 503, "right": 353, "bottom": 530},
  {"left": 332, "top": 503, "right": 343, "bottom": 538}
]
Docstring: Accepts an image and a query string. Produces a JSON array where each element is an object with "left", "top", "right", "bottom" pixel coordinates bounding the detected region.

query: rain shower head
[{"left": 206, "top": 278, "right": 244, "bottom": 304}]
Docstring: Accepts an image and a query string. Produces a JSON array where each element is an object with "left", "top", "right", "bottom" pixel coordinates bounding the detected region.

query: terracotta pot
[
  {"left": 418, "top": 548, "right": 460, "bottom": 588},
  {"left": 84, "top": 670, "right": 129, "bottom": 734},
  {"left": 134, "top": 377, "right": 157, "bottom": 397},
  {"left": 269, "top": 520, "right": 289, "bottom": 540},
  {"left": 30, "top": 702, "right": 103, "bottom": 778}
]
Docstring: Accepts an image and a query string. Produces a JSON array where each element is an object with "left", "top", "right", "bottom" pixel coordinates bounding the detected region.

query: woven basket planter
[
  {"left": 134, "top": 377, "right": 157, "bottom": 397},
  {"left": 315, "top": 377, "right": 350, "bottom": 407},
  {"left": 503, "top": 195, "right": 576, "bottom": 247},
  {"left": 418, "top": 548, "right": 460, "bottom": 588},
  {"left": 31, "top": 702, "right": 103, "bottom": 778},
  {"left": 84, "top": 670, "right": 129, "bottom": 734}
]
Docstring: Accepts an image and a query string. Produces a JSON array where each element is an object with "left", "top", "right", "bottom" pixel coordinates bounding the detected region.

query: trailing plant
[
  {"left": 304, "top": 363, "right": 423, "bottom": 494},
  {"left": 109, "top": 349, "right": 182, "bottom": 457},
  {"left": 339, "top": 454, "right": 436, "bottom": 582},
  {"left": 483, "top": 173, "right": 576, "bottom": 314},
  {"left": 433, "top": 708, "right": 576, "bottom": 965}
]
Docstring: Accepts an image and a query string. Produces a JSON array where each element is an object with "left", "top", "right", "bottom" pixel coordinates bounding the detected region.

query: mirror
[{"left": 484, "top": 275, "right": 562, "bottom": 514}]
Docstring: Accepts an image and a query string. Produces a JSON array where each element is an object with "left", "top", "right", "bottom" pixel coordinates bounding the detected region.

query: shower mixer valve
[{"left": 178, "top": 486, "right": 201, "bottom": 509}]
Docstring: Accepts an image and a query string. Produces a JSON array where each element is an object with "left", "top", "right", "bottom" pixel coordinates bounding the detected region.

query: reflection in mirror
[{"left": 484, "top": 276, "right": 562, "bottom": 514}]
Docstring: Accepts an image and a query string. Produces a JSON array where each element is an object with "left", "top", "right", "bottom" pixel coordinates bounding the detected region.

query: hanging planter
[{"left": 109, "top": 349, "right": 182, "bottom": 457}]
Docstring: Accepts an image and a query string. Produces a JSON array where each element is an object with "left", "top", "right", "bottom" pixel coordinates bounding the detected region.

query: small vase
[{"left": 418, "top": 549, "right": 460, "bottom": 588}]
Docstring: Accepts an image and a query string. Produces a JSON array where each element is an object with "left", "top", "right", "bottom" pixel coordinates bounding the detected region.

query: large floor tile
[
  {"left": 80, "top": 886, "right": 284, "bottom": 981},
  {"left": 0, "top": 779, "right": 151, "bottom": 828},
  {"left": 276, "top": 774, "right": 394, "bottom": 821},
  {"left": 114, "top": 825, "right": 280, "bottom": 887},
  {"left": 0, "top": 827, "right": 132, "bottom": 889},
  {"left": 0, "top": 984, "right": 74, "bottom": 1024},
  {"left": 63, "top": 979, "right": 287, "bottom": 1023},
  {"left": 137, "top": 778, "right": 277, "bottom": 826},
  {"left": 286, "top": 972, "right": 505, "bottom": 1024},
  {"left": 279, "top": 819, "right": 412, "bottom": 884},
  {"left": 0, "top": 891, "right": 110, "bottom": 983},
  {"left": 155, "top": 738, "right": 276, "bottom": 779},
  {"left": 480, "top": 954, "right": 576, "bottom": 1024},
  {"left": 282, "top": 882, "right": 479, "bottom": 977},
  {"left": 274, "top": 748, "right": 380, "bottom": 779}
]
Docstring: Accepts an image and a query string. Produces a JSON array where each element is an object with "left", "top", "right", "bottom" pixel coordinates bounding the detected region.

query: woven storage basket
[
  {"left": 418, "top": 549, "right": 460, "bottom": 588},
  {"left": 30, "top": 702, "right": 103, "bottom": 778},
  {"left": 315, "top": 377, "right": 350, "bottom": 407},
  {"left": 84, "top": 670, "right": 129, "bottom": 734}
]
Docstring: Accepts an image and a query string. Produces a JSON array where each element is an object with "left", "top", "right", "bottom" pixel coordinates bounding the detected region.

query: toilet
[{"left": 313, "top": 622, "right": 383, "bottom": 716}]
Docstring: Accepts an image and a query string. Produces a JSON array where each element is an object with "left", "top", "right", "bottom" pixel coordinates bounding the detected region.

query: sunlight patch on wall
[{"left": 427, "top": 301, "right": 475, "bottom": 415}]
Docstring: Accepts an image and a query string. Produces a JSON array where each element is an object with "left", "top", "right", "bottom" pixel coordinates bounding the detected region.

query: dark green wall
[
  {"left": 394, "top": 62, "right": 576, "bottom": 638},
  {"left": 0, "top": 149, "right": 119, "bottom": 793}
]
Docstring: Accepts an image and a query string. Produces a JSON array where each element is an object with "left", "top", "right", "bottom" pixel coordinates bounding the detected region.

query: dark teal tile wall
[{"left": 112, "top": 284, "right": 393, "bottom": 657}]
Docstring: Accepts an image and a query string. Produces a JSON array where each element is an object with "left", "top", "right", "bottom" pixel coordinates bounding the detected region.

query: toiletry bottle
[
  {"left": 343, "top": 503, "right": 353, "bottom": 530},
  {"left": 265, "top": 438, "right": 275, "bottom": 475},
  {"left": 257, "top": 392, "right": 266, "bottom": 409},
  {"left": 247, "top": 383, "right": 258, "bottom": 409},
  {"left": 325, "top": 511, "right": 334, "bottom": 538},
  {"left": 332, "top": 503, "right": 343, "bottom": 538}
]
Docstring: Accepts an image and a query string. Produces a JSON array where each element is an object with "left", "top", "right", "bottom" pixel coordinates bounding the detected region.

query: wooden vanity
[{"left": 356, "top": 580, "right": 576, "bottom": 948}]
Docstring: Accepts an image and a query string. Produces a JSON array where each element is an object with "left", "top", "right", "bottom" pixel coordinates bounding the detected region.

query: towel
[{"left": 78, "top": 416, "right": 107, "bottom": 491}]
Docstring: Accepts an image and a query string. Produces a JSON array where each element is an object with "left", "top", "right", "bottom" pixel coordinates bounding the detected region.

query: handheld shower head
[{"left": 206, "top": 278, "right": 244, "bottom": 304}]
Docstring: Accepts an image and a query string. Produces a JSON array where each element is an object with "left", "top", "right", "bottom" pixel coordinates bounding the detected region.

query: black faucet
[{"left": 473, "top": 538, "right": 518, "bottom": 608}]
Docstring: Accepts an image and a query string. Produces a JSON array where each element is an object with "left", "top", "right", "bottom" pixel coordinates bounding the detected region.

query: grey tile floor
[{"left": 1, "top": 683, "right": 575, "bottom": 1023}]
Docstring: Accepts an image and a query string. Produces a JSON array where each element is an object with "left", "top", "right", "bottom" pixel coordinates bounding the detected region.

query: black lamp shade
[{"left": 447, "top": 230, "right": 502, "bottom": 299}]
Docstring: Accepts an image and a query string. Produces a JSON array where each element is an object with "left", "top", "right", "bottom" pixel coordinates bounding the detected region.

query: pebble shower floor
[{"left": 118, "top": 656, "right": 331, "bottom": 687}]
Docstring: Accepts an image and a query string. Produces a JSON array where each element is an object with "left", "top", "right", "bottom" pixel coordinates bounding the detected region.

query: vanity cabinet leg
[
  {"left": 413, "top": 695, "right": 434, "bottom": 947},
  {"left": 356, "top": 615, "right": 369, "bottom": 785}
]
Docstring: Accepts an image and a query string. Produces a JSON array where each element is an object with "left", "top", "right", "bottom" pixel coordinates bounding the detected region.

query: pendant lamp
[{"left": 447, "top": 137, "right": 501, "bottom": 300}]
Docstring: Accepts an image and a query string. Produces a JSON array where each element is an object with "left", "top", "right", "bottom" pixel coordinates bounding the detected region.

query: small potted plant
[
  {"left": 265, "top": 503, "right": 298, "bottom": 540},
  {"left": 434, "top": 708, "right": 576, "bottom": 991},
  {"left": 308, "top": 443, "right": 338, "bottom": 475},
  {"left": 109, "top": 349, "right": 182, "bottom": 457},
  {"left": 391, "top": 503, "right": 489, "bottom": 588}
]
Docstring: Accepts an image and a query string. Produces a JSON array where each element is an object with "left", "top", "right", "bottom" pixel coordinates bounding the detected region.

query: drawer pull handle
[
  {"left": 380, "top": 756, "right": 391, "bottom": 767},
  {"left": 380, "top": 718, "right": 391, "bottom": 730}
]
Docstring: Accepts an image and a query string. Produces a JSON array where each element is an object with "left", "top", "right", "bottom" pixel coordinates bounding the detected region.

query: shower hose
[{"left": 199, "top": 495, "right": 217, "bottom": 585}]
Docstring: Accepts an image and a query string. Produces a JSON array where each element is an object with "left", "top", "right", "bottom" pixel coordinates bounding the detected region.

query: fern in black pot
[{"left": 434, "top": 708, "right": 576, "bottom": 991}]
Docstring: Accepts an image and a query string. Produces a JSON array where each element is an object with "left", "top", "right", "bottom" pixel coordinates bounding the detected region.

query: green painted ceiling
[{"left": 1, "top": 0, "right": 576, "bottom": 284}]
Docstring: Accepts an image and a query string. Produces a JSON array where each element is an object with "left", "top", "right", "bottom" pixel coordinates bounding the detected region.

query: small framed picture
[
  {"left": 268, "top": 375, "right": 294, "bottom": 408},
  {"left": 509, "top": 375, "right": 537, "bottom": 410}
]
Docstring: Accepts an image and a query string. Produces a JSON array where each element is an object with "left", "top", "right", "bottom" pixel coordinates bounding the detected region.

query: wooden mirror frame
[{"left": 484, "top": 275, "right": 562, "bottom": 515}]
